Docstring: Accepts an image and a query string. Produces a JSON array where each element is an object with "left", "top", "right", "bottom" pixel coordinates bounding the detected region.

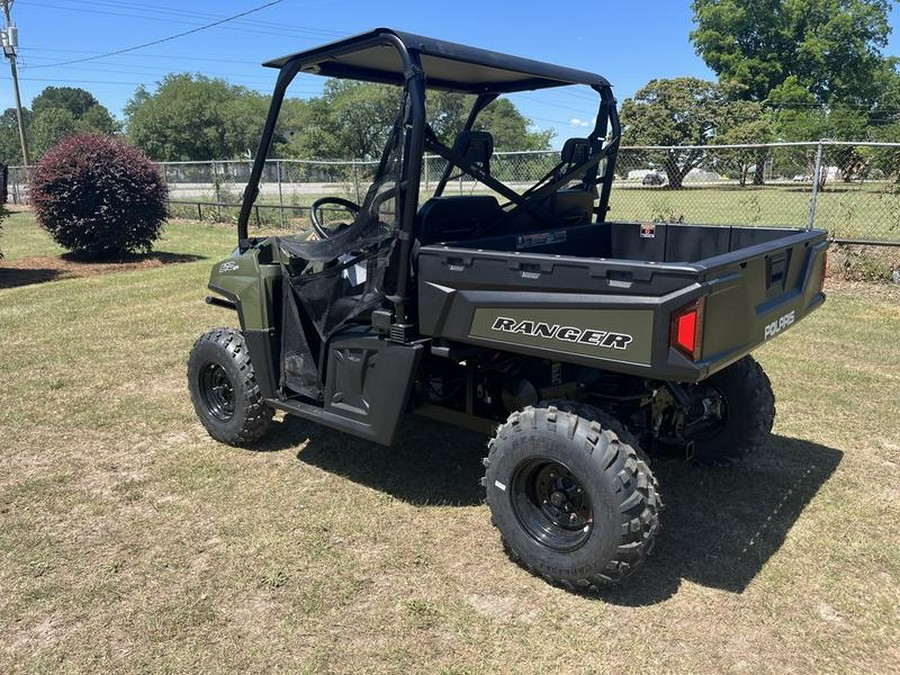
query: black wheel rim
[
  {"left": 510, "top": 458, "right": 593, "bottom": 552},
  {"left": 198, "top": 363, "right": 235, "bottom": 422}
]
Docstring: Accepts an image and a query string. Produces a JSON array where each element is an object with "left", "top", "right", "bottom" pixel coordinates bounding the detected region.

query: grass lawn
[
  {"left": 1, "top": 212, "right": 898, "bottom": 673},
  {"left": 611, "top": 182, "right": 900, "bottom": 240}
]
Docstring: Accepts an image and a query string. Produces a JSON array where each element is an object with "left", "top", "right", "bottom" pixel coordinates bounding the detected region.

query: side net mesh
[{"left": 276, "top": 96, "right": 407, "bottom": 399}]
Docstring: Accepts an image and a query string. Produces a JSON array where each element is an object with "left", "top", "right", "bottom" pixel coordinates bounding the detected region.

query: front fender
[{"left": 207, "top": 248, "right": 282, "bottom": 331}]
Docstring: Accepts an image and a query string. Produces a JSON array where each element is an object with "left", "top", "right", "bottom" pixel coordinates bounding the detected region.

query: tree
[
  {"left": 77, "top": 104, "right": 120, "bottom": 136},
  {"left": 30, "top": 87, "right": 118, "bottom": 154},
  {"left": 620, "top": 77, "right": 734, "bottom": 188},
  {"left": 766, "top": 76, "right": 872, "bottom": 184},
  {"left": 30, "top": 108, "right": 77, "bottom": 157},
  {"left": 691, "top": 0, "right": 894, "bottom": 105},
  {"left": 476, "top": 98, "right": 554, "bottom": 151},
  {"left": 424, "top": 91, "right": 553, "bottom": 151},
  {"left": 717, "top": 100, "right": 776, "bottom": 185},
  {"left": 283, "top": 81, "right": 553, "bottom": 160},
  {"left": 311, "top": 80, "right": 403, "bottom": 160},
  {"left": 0, "top": 107, "right": 31, "bottom": 164},
  {"left": 867, "top": 121, "right": 900, "bottom": 181},
  {"left": 125, "top": 74, "right": 268, "bottom": 161},
  {"left": 0, "top": 87, "right": 119, "bottom": 162},
  {"left": 32, "top": 86, "right": 101, "bottom": 119}
]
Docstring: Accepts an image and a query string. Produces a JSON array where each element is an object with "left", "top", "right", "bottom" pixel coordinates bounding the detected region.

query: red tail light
[{"left": 670, "top": 299, "right": 704, "bottom": 360}]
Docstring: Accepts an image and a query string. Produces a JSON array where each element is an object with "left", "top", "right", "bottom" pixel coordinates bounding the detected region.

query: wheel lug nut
[{"left": 569, "top": 513, "right": 577, "bottom": 522}]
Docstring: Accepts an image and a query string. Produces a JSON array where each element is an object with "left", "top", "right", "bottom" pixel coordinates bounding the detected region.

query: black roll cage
[{"left": 237, "top": 28, "right": 621, "bottom": 324}]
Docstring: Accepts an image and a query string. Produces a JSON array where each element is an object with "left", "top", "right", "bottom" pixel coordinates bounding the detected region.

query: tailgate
[{"left": 695, "top": 229, "right": 828, "bottom": 377}]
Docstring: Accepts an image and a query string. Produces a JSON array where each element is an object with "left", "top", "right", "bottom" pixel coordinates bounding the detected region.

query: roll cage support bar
[
  {"left": 236, "top": 32, "right": 426, "bottom": 325},
  {"left": 236, "top": 30, "right": 620, "bottom": 326}
]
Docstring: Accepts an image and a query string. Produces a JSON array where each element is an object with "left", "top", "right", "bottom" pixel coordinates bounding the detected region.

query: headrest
[
  {"left": 561, "top": 138, "right": 590, "bottom": 165},
  {"left": 452, "top": 131, "right": 494, "bottom": 174}
]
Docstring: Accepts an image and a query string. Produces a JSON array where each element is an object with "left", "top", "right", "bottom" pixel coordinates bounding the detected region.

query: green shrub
[{"left": 30, "top": 134, "right": 168, "bottom": 257}]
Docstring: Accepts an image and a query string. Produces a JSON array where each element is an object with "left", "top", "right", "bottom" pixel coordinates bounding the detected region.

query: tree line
[
  {"left": 2, "top": 0, "right": 898, "bottom": 185},
  {"left": 0, "top": 75, "right": 554, "bottom": 166}
]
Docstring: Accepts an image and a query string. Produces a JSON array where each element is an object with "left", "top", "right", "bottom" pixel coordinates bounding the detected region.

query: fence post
[
  {"left": 423, "top": 154, "right": 430, "bottom": 193},
  {"left": 212, "top": 161, "right": 221, "bottom": 221},
  {"left": 352, "top": 161, "right": 361, "bottom": 203},
  {"left": 808, "top": 140, "right": 825, "bottom": 230},
  {"left": 11, "top": 165, "right": 19, "bottom": 204},
  {"left": 276, "top": 159, "right": 286, "bottom": 228}
]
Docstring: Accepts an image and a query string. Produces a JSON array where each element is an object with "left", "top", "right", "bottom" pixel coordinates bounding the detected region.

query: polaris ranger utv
[{"left": 187, "top": 29, "right": 829, "bottom": 590}]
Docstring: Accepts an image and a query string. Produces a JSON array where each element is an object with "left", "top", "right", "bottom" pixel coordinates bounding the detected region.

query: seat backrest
[
  {"left": 552, "top": 138, "right": 595, "bottom": 224},
  {"left": 560, "top": 137, "right": 590, "bottom": 167},
  {"left": 452, "top": 131, "right": 494, "bottom": 177},
  {"left": 417, "top": 195, "right": 502, "bottom": 245}
]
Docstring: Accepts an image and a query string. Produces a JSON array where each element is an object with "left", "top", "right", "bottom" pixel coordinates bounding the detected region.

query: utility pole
[{"left": 2, "top": 0, "right": 29, "bottom": 170}]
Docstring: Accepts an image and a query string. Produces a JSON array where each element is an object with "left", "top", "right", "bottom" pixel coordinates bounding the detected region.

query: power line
[
  {"left": 28, "top": 0, "right": 287, "bottom": 69},
  {"left": 19, "top": 46, "right": 262, "bottom": 65},
  {"left": 21, "top": 1, "right": 340, "bottom": 44},
  {"left": 30, "top": 0, "right": 342, "bottom": 39}
]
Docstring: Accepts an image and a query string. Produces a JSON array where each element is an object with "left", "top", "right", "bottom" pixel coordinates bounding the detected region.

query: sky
[{"left": 3, "top": 0, "right": 900, "bottom": 148}]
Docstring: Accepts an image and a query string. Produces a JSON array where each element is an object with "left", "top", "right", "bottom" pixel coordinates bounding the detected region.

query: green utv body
[{"left": 188, "top": 29, "right": 828, "bottom": 590}]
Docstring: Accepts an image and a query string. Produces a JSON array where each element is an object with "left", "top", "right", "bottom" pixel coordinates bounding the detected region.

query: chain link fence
[
  {"left": 613, "top": 141, "right": 900, "bottom": 243},
  {"left": 6, "top": 141, "right": 900, "bottom": 244}
]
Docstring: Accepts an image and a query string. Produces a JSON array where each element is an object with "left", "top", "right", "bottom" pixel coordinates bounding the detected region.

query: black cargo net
[{"left": 277, "top": 98, "right": 407, "bottom": 400}]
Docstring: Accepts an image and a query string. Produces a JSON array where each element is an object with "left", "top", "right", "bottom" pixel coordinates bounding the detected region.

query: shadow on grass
[
  {"left": 0, "top": 267, "right": 61, "bottom": 288},
  {"left": 59, "top": 250, "right": 206, "bottom": 264},
  {"left": 258, "top": 414, "right": 488, "bottom": 506},
  {"left": 0, "top": 251, "right": 206, "bottom": 290},
  {"left": 601, "top": 434, "right": 842, "bottom": 605},
  {"left": 264, "top": 417, "right": 841, "bottom": 603}
]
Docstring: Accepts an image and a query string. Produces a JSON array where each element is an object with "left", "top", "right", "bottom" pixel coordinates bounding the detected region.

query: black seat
[
  {"left": 452, "top": 130, "right": 494, "bottom": 177},
  {"left": 417, "top": 195, "right": 502, "bottom": 245},
  {"left": 558, "top": 138, "right": 590, "bottom": 175},
  {"left": 552, "top": 138, "right": 596, "bottom": 223},
  {"left": 415, "top": 130, "right": 501, "bottom": 246}
]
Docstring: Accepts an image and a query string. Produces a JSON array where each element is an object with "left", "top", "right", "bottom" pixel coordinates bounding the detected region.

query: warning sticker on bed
[
  {"left": 516, "top": 230, "right": 567, "bottom": 249},
  {"left": 640, "top": 222, "right": 656, "bottom": 238}
]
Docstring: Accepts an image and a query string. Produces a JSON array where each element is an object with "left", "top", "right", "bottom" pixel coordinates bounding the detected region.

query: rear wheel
[
  {"left": 686, "top": 355, "right": 775, "bottom": 466},
  {"left": 483, "top": 403, "right": 661, "bottom": 590},
  {"left": 187, "top": 328, "right": 273, "bottom": 446}
]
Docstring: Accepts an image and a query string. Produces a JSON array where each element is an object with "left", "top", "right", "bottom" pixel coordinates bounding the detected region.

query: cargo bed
[{"left": 417, "top": 221, "right": 828, "bottom": 382}]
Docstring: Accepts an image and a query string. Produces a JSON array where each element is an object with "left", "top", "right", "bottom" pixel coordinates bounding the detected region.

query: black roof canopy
[{"left": 264, "top": 28, "right": 611, "bottom": 94}]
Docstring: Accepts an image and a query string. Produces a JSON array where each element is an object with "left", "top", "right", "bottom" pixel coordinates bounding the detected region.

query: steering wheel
[{"left": 310, "top": 196, "right": 362, "bottom": 239}]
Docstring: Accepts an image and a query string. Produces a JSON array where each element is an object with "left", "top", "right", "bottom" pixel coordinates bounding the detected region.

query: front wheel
[
  {"left": 187, "top": 328, "right": 274, "bottom": 446},
  {"left": 483, "top": 404, "right": 661, "bottom": 590}
]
